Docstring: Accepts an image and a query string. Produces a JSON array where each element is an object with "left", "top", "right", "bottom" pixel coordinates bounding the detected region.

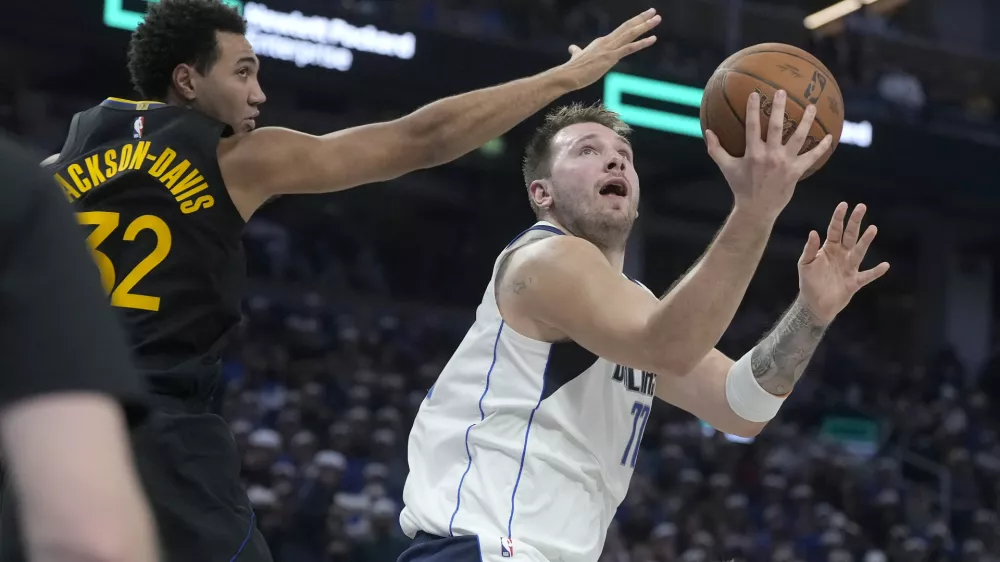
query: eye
[
  {"left": 618, "top": 150, "right": 632, "bottom": 161},
  {"left": 581, "top": 146, "right": 599, "bottom": 156},
  {"left": 237, "top": 68, "right": 250, "bottom": 78}
]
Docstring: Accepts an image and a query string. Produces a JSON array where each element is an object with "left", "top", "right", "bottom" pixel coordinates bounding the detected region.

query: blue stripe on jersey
[
  {"left": 227, "top": 510, "right": 255, "bottom": 562},
  {"left": 507, "top": 354, "right": 548, "bottom": 538},
  {"left": 504, "top": 224, "right": 565, "bottom": 249},
  {"left": 449, "top": 321, "right": 505, "bottom": 536}
]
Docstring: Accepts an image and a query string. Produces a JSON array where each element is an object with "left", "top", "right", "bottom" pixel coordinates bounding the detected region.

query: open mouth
[{"left": 599, "top": 178, "right": 629, "bottom": 198}]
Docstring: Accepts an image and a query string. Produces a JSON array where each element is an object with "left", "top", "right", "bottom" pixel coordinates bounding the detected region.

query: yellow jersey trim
[{"left": 101, "top": 98, "right": 167, "bottom": 111}]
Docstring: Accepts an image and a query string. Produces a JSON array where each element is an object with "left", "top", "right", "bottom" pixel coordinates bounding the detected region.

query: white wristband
[{"left": 725, "top": 349, "right": 786, "bottom": 423}]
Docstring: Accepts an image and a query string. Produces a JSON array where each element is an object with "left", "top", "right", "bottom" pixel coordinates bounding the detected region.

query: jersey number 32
[{"left": 77, "top": 211, "right": 171, "bottom": 312}]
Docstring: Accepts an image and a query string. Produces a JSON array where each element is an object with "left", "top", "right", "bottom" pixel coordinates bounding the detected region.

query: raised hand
[
  {"left": 558, "top": 9, "right": 661, "bottom": 90},
  {"left": 706, "top": 90, "right": 834, "bottom": 223},
  {"left": 798, "top": 202, "right": 890, "bottom": 324}
]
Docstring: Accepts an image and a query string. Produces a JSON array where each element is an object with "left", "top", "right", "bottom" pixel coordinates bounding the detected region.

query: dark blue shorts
[{"left": 398, "top": 533, "right": 483, "bottom": 562}]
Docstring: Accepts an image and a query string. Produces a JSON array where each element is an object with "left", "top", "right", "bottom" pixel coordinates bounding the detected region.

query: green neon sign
[
  {"left": 104, "top": 0, "right": 244, "bottom": 31},
  {"left": 604, "top": 72, "right": 704, "bottom": 138}
]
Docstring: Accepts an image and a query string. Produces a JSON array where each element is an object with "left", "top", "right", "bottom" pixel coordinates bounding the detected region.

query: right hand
[
  {"left": 557, "top": 9, "right": 661, "bottom": 90},
  {"left": 705, "top": 90, "right": 833, "bottom": 222}
]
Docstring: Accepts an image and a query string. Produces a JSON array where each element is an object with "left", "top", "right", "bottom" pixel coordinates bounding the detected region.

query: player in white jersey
[{"left": 399, "top": 93, "right": 890, "bottom": 562}]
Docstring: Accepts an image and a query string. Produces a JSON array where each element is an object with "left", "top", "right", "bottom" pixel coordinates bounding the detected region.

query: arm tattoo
[
  {"left": 493, "top": 254, "right": 533, "bottom": 301},
  {"left": 750, "top": 299, "right": 827, "bottom": 395},
  {"left": 511, "top": 278, "right": 531, "bottom": 294}
]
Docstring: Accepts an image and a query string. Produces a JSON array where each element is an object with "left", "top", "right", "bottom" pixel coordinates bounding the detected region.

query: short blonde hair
[{"left": 521, "top": 103, "right": 631, "bottom": 215}]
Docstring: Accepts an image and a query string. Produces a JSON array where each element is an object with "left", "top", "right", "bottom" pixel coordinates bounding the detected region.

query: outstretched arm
[
  {"left": 219, "top": 10, "right": 661, "bottom": 217},
  {"left": 655, "top": 203, "right": 889, "bottom": 437},
  {"left": 498, "top": 209, "right": 778, "bottom": 379},
  {"left": 496, "top": 117, "right": 829, "bottom": 379}
]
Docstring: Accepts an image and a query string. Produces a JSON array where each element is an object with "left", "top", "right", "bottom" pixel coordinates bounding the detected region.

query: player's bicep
[
  {"left": 504, "top": 238, "right": 661, "bottom": 372},
  {"left": 223, "top": 121, "right": 429, "bottom": 200}
]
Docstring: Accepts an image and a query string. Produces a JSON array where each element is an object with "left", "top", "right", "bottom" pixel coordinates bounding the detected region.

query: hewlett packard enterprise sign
[
  {"left": 102, "top": 0, "right": 416, "bottom": 73},
  {"left": 244, "top": 2, "right": 416, "bottom": 71}
]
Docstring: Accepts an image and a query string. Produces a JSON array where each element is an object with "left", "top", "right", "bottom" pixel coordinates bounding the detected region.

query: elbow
[
  {"left": 30, "top": 534, "right": 153, "bottom": 562},
  {"left": 732, "top": 422, "right": 766, "bottom": 439},
  {"left": 397, "top": 115, "right": 446, "bottom": 170},
  {"left": 649, "top": 352, "right": 704, "bottom": 380},
  {"left": 640, "top": 330, "right": 714, "bottom": 378},
  {"left": 712, "top": 421, "right": 765, "bottom": 440},
  {"left": 26, "top": 505, "right": 157, "bottom": 562}
]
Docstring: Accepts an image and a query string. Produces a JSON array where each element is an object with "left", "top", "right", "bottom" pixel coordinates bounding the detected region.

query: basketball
[{"left": 700, "top": 43, "right": 844, "bottom": 178}]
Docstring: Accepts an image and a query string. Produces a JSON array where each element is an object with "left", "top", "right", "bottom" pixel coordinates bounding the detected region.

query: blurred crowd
[
  {"left": 4, "top": 1, "right": 998, "bottom": 560},
  {"left": 225, "top": 213, "right": 1000, "bottom": 562},
  {"left": 333, "top": 0, "right": 999, "bottom": 134}
]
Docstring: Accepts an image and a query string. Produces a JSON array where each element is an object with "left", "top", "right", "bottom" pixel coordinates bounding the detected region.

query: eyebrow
[
  {"left": 236, "top": 56, "right": 259, "bottom": 68},
  {"left": 573, "top": 132, "right": 633, "bottom": 149}
]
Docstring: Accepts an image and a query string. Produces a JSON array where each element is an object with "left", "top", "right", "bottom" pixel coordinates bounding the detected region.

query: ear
[
  {"left": 528, "top": 179, "right": 553, "bottom": 211},
  {"left": 171, "top": 64, "right": 198, "bottom": 102}
]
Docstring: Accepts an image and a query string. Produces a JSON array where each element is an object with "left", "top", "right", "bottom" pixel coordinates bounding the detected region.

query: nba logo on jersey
[
  {"left": 133, "top": 116, "right": 144, "bottom": 139},
  {"left": 500, "top": 537, "right": 515, "bottom": 558}
]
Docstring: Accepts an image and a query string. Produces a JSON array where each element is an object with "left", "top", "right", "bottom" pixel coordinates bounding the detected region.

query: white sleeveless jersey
[{"left": 400, "top": 222, "right": 657, "bottom": 562}]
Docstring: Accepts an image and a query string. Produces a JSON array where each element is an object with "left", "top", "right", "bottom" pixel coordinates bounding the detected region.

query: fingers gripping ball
[{"left": 700, "top": 43, "right": 845, "bottom": 179}]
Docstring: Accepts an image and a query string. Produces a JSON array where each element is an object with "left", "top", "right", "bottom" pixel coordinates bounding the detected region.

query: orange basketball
[{"left": 700, "top": 43, "right": 844, "bottom": 178}]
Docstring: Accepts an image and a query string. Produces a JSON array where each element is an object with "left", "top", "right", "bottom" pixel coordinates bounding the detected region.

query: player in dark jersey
[
  {"left": 0, "top": 135, "right": 157, "bottom": 562},
  {"left": 0, "top": 1, "right": 661, "bottom": 561}
]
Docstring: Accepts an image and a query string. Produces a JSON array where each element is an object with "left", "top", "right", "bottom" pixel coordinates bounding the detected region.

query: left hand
[
  {"left": 561, "top": 9, "right": 660, "bottom": 90},
  {"left": 798, "top": 202, "right": 890, "bottom": 324}
]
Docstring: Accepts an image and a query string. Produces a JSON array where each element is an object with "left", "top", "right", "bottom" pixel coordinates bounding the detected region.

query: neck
[
  {"left": 164, "top": 91, "right": 190, "bottom": 108},
  {"left": 542, "top": 217, "right": 627, "bottom": 272}
]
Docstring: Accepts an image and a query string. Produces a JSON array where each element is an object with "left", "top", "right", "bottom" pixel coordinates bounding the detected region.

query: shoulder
[
  {"left": 503, "top": 235, "right": 607, "bottom": 282},
  {"left": 217, "top": 127, "right": 315, "bottom": 179},
  {"left": 497, "top": 235, "right": 609, "bottom": 303},
  {"left": 216, "top": 128, "right": 307, "bottom": 217},
  {"left": 495, "top": 236, "right": 600, "bottom": 341}
]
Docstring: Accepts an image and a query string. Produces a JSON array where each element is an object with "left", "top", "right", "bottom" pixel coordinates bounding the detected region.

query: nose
[
  {"left": 606, "top": 154, "right": 626, "bottom": 173},
  {"left": 250, "top": 80, "right": 267, "bottom": 106}
]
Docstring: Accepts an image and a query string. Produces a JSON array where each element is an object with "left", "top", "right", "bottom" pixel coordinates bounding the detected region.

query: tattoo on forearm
[{"left": 750, "top": 300, "right": 827, "bottom": 395}]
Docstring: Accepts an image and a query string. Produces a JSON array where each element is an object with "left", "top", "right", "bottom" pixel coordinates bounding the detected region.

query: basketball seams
[
  {"left": 722, "top": 68, "right": 831, "bottom": 137},
  {"left": 729, "top": 49, "right": 843, "bottom": 100},
  {"left": 720, "top": 72, "right": 746, "bottom": 129}
]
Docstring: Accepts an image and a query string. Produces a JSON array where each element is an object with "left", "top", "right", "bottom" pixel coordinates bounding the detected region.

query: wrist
[
  {"left": 728, "top": 204, "right": 778, "bottom": 232},
  {"left": 545, "top": 64, "right": 582, "bottom": 93},
  {"left": 794, "top": 294, "right": 834, "bottom": 328},
  {"left": 726, "top": 349, "right": 787, "bottom": 422}
]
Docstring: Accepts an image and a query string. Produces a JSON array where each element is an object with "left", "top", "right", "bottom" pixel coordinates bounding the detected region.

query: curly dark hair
[{"left": 127, "top": 0, "right": 247, "bottom": 100}]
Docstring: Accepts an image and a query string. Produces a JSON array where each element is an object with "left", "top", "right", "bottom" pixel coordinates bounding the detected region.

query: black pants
[
  {"left": 0, "top": 399, "right": 272, "bottom": 562},
  {"left": 398, "top": 533, "right": 487, "bottom": 562}
]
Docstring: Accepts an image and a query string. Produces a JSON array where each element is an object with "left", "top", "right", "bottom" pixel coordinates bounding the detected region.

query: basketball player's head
[
  {"left": 127, "top": 0, "right": 265, "bottom": 133},
  {"left": 522, "top": 104, "right": 638, "bottom": 252}
]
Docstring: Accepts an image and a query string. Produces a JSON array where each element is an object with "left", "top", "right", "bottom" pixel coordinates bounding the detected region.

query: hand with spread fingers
[
  {"left": 798, "top": 202, "right": 891, "bottom": 324},
  {"left": 559, "top": 8, "right": 661, "bottom": 90},
  {"left": 705, "top": 90, "right": 834, "bottom": 222}
]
